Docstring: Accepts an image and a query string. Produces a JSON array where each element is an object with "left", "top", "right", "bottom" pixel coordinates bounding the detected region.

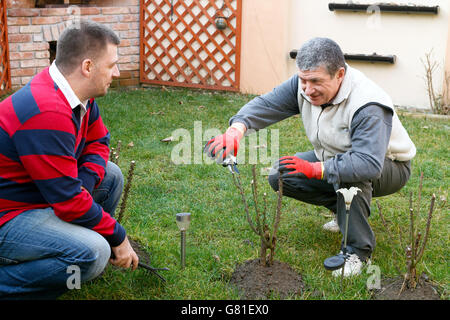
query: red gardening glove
[
  {"left": 204, "top": 127, "right": 244, "bottom": 160},
  {"left": 278, "top": 156, "right": 324, "bottom": 180}
]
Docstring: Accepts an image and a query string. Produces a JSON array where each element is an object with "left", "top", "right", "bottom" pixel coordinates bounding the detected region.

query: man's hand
[
  {"left": 278, "top": 156, "right": 324, "bottom": 180},
  {"left": 204, "top": 125, "right": 245, "bottom": 161},
  {"left": 110, "top": 236, "right": 139, "bottom": 270}
]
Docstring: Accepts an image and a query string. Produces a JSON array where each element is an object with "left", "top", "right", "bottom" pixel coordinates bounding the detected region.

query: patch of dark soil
[
  {"left": 129, "top": 237, "right": 152, "bottom": 265},
  {"left": 372, "top": 276, "right": 441, "bottom": 300},
  {"left": 229, "top": 259, "right": 305, "bottom": 299}
]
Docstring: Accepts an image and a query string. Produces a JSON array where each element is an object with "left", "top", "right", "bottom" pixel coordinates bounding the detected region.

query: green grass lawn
[{"left": 61, "top": 86, "right": 449, "bottom": 300}]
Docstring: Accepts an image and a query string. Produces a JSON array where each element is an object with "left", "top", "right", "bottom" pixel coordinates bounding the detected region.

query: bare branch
[
  {"left": 231, "top": 171, "right": 259, "bottom": 235},
  {"left": 231, "top": 166, "right": 284, "bottom": 266},
  {"left": 251, "top": 165, "right": 263, "bottom": 235},
  {"left": 409, "top": 192, "right": 415, "bottom": 266},
  {"left": 269, "top": 175, "right": 283, "bottom": 253},
  {"left": 422, "top": 51, "right": 438, "bottom": 113},
  {"left": 262, "top": 192, "right": 268, "bottom": 228},
  {"left": 414, "top": 231, "right": 422, "bottom": 260},
  {"left": 400, "top": 246, "right": 414, "bottom": 294},
  {"left": 415, "top": 194, "right": 436, "bottom": 263},
  {"left": 422, "top": 50, "right": 449, "bottom": 115},
  {"left": 115, "top": 140, "right": 122, "bottom": 165}
]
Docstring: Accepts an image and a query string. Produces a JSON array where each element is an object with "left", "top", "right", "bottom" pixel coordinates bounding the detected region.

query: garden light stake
[{"left": 176, "top": 212, "right": 191, "bottom": 269}]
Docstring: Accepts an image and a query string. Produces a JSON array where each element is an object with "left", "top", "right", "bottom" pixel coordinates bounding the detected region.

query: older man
[
  {"left": 205, "top": 37, "right": 416, "bottom": 277},
  {"left": 0, "top": 20, "right": 138, "bottom": 299}
]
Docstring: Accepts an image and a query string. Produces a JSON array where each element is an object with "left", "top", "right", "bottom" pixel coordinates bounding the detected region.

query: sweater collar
[
  {"left": 49, "top": 61, "right": 87, "bottom": 119},
  {"left": 329, "top": 64, "right": 352, "bottom": 106}
]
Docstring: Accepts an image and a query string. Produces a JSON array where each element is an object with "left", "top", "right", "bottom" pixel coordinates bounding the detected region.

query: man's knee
[
  {"left": 106, "top": 161, "right": 124, "bottom": 191},
  {"left": 268, "top": 164, "right": 281, "bottom": 191},
  {"left": 93, "top": 161, "right": 124, "bottom": 215},
  {"left": 80, "top": 234, "right": 110, "bottom": 282},
  {"left": 372, "top": 159, "right": 411, "bottom": 197},
  {"left": 52, "top": 226, "right": 111, "bottom": 285}
]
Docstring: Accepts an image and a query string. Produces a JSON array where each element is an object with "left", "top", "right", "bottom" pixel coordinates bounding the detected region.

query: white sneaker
[
  {"left": 332, "top": 253, "right": 370, "bottom": 277},
  {"left": 323, "top": 218, "right": 339, "bottom": 233}
]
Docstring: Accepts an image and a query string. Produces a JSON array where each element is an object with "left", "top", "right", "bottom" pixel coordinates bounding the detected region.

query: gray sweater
[{"left": 229, "top": 75, "right": 393, "bottom": 185}]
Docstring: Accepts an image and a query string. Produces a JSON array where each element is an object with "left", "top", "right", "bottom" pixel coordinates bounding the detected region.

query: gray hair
[
  {"left": 55, "top": 20, "right": 120, "bottom": 75},
  {"left": 295, "top": 37, "right": 346, "bottom": 76}
]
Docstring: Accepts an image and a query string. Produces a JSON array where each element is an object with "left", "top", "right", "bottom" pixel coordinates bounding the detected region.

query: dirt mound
[
  {"left": 372, "top": 276, "right": 441, "bottom": 300},
  {"left": 229, "top": 259, "right": 305, "bottom": 299}
]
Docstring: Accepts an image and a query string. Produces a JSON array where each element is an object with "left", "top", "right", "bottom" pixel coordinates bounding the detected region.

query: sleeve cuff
[
  {"left": 323, "top": 159, "right": 336, "bottom": 184},
  {"left": 229, "top": 116, "right": 251, "bottom": 132},
  {"left": 104, "top": 222, "right": 126, "bottom": 247}
]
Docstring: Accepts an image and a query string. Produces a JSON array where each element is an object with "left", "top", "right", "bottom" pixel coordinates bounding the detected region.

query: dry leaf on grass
[{"left": 160, "top": 136, "right": 174, "bottom": 143}]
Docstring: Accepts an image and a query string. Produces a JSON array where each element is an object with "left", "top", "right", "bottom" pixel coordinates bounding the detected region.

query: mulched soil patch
[
  {"left": 371, "top": 276, "right": 441, "bottom": 300},
  {"left": 229, "top": 258, "right": 305, "bottom": 299}
]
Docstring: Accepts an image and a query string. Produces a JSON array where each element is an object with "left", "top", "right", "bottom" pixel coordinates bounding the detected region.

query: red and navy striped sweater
[{"left": 0, "top": 67, "right": 125, "bottom": 246}]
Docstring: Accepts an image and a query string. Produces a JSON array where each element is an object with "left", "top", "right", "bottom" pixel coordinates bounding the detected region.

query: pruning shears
[
  {"left": 222, "top": 154, "right": 239, "bottom": 174},
  {"left": 111, "top": 252, "right": 169, "bottom": 282},
  {"left": 137, "top": 262, "right": 169, "bottom": 283}
]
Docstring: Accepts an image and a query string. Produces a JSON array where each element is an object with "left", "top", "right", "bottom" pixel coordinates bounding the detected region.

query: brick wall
[{"left": 7, "top": 1, "right": 140, "bottom": 89}]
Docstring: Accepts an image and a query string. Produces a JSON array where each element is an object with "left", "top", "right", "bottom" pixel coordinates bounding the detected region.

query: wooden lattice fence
[
  {"left": 140, "top": 0, "right": 242, "bottom": 91},
  {"left": 0, "top": 0, "right": 11, "bottom": 95}
]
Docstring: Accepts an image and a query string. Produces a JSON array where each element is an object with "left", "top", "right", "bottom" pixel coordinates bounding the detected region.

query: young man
[
  {"left": 0, "top": 20, "right": 138, "bottom": 299},
  {"left": 205, "top": 37, "right": 416, "bottom": 277}
]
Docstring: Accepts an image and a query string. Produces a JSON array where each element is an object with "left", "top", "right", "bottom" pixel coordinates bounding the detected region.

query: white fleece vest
[{"left": 298, "top": 66, "right": 416, "bottom": 162}]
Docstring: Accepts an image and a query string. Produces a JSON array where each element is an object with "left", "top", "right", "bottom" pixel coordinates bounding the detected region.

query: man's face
[
  {"left": 90, "top": 43, "right": 120, "bottom": 98},
  {"left": 298, "top": 65, "right": 345, "bottom": 106}
]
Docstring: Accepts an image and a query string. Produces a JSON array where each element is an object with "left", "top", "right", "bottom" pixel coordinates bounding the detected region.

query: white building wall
[
  {"left": 288, "top": 0, "right": 449, "bottom": 110},
  {"left": 239, "top": 0, "right": 450, "bottom": 110}
]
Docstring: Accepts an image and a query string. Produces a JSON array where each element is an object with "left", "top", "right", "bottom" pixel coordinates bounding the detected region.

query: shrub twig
[
  {"left": 117, "top": 160, "right": 136, "bottom": 224},
  {"left": 422, "top": 50, "right": 449, "bottom": 115},
  {"left": 376, "top": 172, "right": 437, "bottom": 294},
  {"left": 231, "top": 165, "right": 283, "bottom": 267}
]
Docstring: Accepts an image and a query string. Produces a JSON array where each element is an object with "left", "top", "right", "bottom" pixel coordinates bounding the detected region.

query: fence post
[{"left": 0, "top": 0, "right": 11, "bottom": 96}]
